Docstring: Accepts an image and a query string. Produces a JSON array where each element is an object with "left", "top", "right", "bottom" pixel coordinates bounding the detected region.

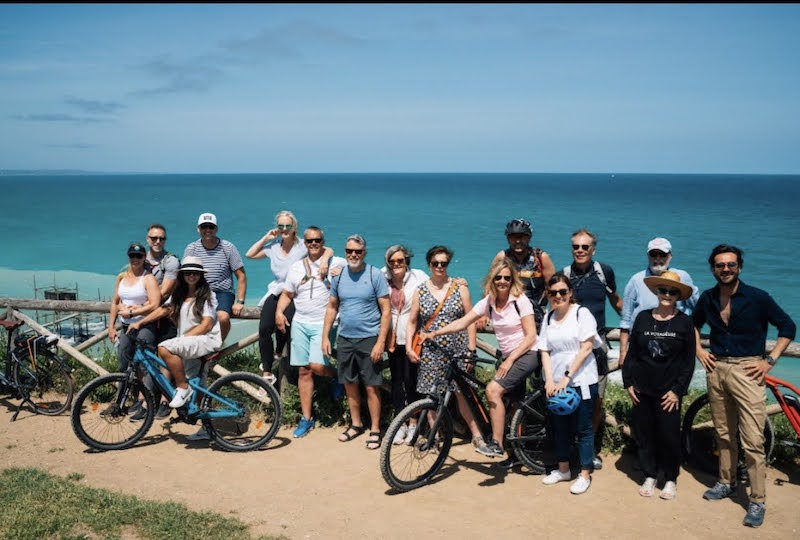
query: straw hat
[{"left": 643, "top": 270, "right": 693, "bottom": 300}]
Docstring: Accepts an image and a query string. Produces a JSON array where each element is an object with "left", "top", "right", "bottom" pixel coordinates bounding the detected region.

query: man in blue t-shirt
[
  {"left": 322, "top": 234, "right": 391, "bottom": 450},
  {"left": 563, "top": 228, "right": 622, "bottom": 471}
]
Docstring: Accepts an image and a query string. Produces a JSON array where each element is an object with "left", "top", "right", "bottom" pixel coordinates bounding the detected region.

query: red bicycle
[{"left": 682, "top": 373, "right": 800, "bottom": 474}]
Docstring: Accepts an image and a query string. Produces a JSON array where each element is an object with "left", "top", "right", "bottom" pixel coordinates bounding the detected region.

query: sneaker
[
  {"left": 703, "top": 481, "right": 737, "bottom": 501},
  {"left": 592, "top": 455, "right": 603, "bottom": 470},
  {"left": 155, "top": 402, "right": 172, "bottom": 419},
  {"left": 129, "top": 406, "right": 148, "bottom": 422},
  {"left": 99, "top": 403, "right": 119, "bottom": 417},
  {"left": 639, "top": 477, "right": 657, "bottom": 497},
  {"left": 392, "top": 424, "right": 408, "bottom": 445},
  {"left": 168, "top": 386, "right": 194, "bottom": 408},
  {"left": 497, "top": 454, "right": 522, "bottom": 470},
  {"left": 128, "top": 401, "right": 143, "bottom": 414},
  {"left": 258, "top": 373, "right": 278, "bottom": 397},
  {"left": 743, "top": 502, "right": 766, "bottom": 528},
  {"left": 404, "top": 424, "right": 417, "bottom": 445},
  {"left": 293, "top": 417, "right": 315, "bottom": 438},
  {"left": 570, "top": 475, "right": 592, "bottom": 495},
  {"left": 660, "top": 481, "right": 677, "bottom": 500},
  {"left": 330, "top": 377, "right": 345, "bottom": 401},
  {"left": 187, "top": 427, "right": 210, "bottom": 441},
  {"left": 542, "top": 469, "right": 572, "bottom": 485},
  {"left": 473, "top": 436, "right": 501, "bottom": 457}
]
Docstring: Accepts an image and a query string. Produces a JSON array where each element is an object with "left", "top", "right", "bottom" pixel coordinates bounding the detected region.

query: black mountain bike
[
  {"left": 0, "top": 319, "right": 74, "bottom": 420},
  {"left": 379, "top": 347, "right": 553, "bottom": 492}
]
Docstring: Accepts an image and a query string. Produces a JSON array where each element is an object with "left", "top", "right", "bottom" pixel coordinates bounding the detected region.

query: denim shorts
[{"left": 214, "top": 290, "right": 235, "bottom": 315}]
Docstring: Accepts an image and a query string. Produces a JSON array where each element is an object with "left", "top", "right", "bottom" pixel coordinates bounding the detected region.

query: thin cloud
[
  {"left": 221, "top": 21, "right": 368, "bottom": 59},
  {"left": 9, "top": 113, "right": 110, "bottom": 124},
  {"left": 131, "top": 54, "right": 225, "bottom": 97},
  {"left": 64, "top": 96, "right": 126, "bottom": 115},
  {"left": 43, "top": 142, "right": 98, "bottom": 149}
]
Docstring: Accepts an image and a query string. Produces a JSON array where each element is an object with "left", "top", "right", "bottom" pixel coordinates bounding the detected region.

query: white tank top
[{"left": 118, "top": 275, "right": 147, "bottom": 324}]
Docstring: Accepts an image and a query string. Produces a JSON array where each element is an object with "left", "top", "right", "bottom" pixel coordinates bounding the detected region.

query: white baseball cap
[
  {"left": 647, "top": 237, "right": 672, "bottom": 254},
  {"left": 197, "top": 212, "right": 217, "bottom": 226}
]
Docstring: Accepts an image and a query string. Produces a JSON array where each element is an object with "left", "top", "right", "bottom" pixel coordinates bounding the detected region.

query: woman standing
[
  {"left": 538, "top": 273, "right": 602, "bottom": 495},
  {"left": 382, "top": 245, "right": 428, "bottom": 445},
  {"left": 422, "top": 259, "right": 538, "bottom": 462},
  {"left": 406, "top": 246, "right": 491, "bottom": 456},
  {"left": 246, "top": 210, "right": 332, "bottom": 385},
  {"left": 623, "top": 271, "right": 695, "bottom": 500}
]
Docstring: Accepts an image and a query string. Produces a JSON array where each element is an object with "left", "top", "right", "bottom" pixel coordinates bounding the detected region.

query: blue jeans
[{"left": 552, "top": 383, "right": 598, "bottom": 470}]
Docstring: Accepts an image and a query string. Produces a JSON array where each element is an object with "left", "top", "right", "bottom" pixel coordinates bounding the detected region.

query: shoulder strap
[
  {"left": 594, "top": 261, "right": 613, "bottom": 295},
  {"left": 423, "top": 280, "right": 459, "bottom": 331},
  {"left": 563, "top": 265, "right": 571, "bottom": 279},
  {"left": 533, "top": 248, "right": 543, "bottom": 269}
]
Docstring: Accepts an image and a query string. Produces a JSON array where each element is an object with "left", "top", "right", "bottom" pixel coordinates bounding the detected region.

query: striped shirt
[{"left": 183, "top": 239, "right": 244, "bottom": 293}]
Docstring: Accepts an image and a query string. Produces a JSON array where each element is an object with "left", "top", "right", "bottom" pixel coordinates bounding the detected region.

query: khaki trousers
[{"left": 706, "top": 357, "right": 766, "bottom": 503}]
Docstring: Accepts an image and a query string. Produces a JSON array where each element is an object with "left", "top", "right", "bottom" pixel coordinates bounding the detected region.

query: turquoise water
[{"left": 1, "top": 173, "right": 798, "bottom": 385}]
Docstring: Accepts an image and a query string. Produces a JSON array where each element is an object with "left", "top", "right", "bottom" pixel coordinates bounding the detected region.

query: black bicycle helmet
[{"left": 505, "top": 218, "right": 532, "bottom": 236}]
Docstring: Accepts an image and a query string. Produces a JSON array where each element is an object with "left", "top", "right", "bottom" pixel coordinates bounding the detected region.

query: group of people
[{"left": 108, "top": 213, "right": 795, "bottom": 528}]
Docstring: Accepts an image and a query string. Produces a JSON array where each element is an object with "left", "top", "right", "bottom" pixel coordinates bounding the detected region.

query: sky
[{"left": 1, "top": 3, "right": 799, "bottom": 174}]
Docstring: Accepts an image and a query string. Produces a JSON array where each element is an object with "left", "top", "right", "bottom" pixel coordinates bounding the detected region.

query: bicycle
[
  {"left": 379, "top": 347, "right": 553, "bottom": 492},
  {"left": 70, "top": 338, "right": 282, "bottom": 452},
  {"left": 0, "top": 319, "right": 74, "bottom": 420},
  {"left": 681, "top": 373, "right": 800, "bottom": 475}
]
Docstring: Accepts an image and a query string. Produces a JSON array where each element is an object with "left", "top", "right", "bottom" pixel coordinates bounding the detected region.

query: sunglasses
[
  {"left": 128, "top": 253, "right": 144, "bottom": 259},
  {"left": 648, "top": 250, "right": 668, "bottom": 258},
  {"left": 388, "top": 258, "right": 407, "bottom": 266},
  {"left": 657, "top": 287, "right": 681, "bottom": 297},
  {"left": 304, "top": 237, "right": 323, "bottom": 244},
  {"left": 277, "top": 224, "right": 294, "bottom": 230},
  {"left": 148, "top": 236, "right": 166, "bottom": 242},
  {"left": 547, "top": 288, "right": 569, "bottom": 297},
  {"left": 714, "top": 261, "right": 739, "bottom": 269},
  {"left": 345, "top": 248, "right": 364, "bottom": 255},
  {"left": 183, "top": 271, "right": 203, "bottom": 277},
  {"left": 572, "top": 244, "right": 592, "bottom": 251},
  {"left": 199, "top": 223, "right": 217, "bottom": 230},
  {"left": 430, "top": 260, "right": 449, "bottom": 268},
  {"left": 494, "top": 275, "right": 512, "bottom": 282}
]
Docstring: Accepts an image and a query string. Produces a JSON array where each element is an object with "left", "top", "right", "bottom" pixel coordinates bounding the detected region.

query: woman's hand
[
  {"left": 126, "top": 321, "right": 141, "bottom": 334},
  {"left": 407, "top": 348, "right": 421, "bottom": 364},
  {"left": 544, "top": 380, "right": 556, "bottom": 397},
  {"left": 495, "top": 358, "right": 513, "bottom": 379},
  {"left": 108, "top": 326, "right": 118, "bottom": 343},
  {"left": 627, "top": 385, "right": 640, "bottom": 405},
  {"left": 329, "top": 266, "right": 342, "bottom": 278},
  {"left": 661, "top": 390, "right": 679, "bottom": 412},
  {"left": 553, "top": 377, "right": 569, "bottom": 394},
  {"left": 419, "top": 330, "right": 436, "bottom": 343}
]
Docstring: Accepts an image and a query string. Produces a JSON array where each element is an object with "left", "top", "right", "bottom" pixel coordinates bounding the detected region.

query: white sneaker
[
  {"left": 258, "top": 374, "right": 277, "bottom": 397},
  {"left": 659, "top": 480, "right": 677, "bottom": 500},
  {"left": 542, "top": 469, "right": 572, "bottom": 485},
  {"left": 570, "top": 475, "right": 592, "bottom": 495},
  {"left": 639, "top": 477, "right": 657, "bottom": 497},
  {"left": 187, "top": 427, "right": 210, "bottom": 441},
  {"left": 404, "top": 424, "right": 417, "bottom": 445},
  {"left": 392, "top": 424, "right": 408, "bottom": 445},
  {"left": 169, "top": 386, "right": 194, "bottom": 408}
]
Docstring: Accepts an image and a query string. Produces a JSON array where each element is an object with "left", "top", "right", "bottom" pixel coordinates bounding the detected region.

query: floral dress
[{"left": 416, "top": 280, "right": 470, "bottom": 394}]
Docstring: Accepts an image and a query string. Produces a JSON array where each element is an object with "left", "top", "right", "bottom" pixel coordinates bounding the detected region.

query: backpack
[{"left": 563, "top": 261, "right": 612, "bottom": 295}]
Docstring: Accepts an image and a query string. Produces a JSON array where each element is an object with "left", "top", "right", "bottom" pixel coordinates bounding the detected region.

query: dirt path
[{"left": 1, "top": 401, "right": 798, "bottom": 539}]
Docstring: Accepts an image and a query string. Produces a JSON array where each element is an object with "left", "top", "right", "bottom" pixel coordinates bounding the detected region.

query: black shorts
[{"left": 336, "top": 336, "right": 384, "bottom": 387}]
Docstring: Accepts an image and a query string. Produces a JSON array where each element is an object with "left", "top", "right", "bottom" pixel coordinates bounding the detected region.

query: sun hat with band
[
  {"left": 643, "top": 270, "right": 692, "bottom": 300},
  {"left": 179, "top": 256, "right": 208, "bottom": 273}
]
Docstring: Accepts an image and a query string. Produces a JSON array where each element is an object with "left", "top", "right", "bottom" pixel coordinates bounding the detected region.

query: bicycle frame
[
  {"left": 129, "top": 343, "right": 243, "bottom": 421},
  {"left": 765, "top": 374, "right": 800, "bottom": 440}
]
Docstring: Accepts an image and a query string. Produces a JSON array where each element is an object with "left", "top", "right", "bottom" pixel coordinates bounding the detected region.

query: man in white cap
[
  {"left": 183, "top": 212, "right": 247, "bottom": 342},
  {"left": 618, "top": 237, "right": 699, "bottom": 365}
]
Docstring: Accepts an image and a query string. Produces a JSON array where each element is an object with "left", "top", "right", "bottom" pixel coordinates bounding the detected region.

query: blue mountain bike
[{"left": 70, "top": 339, "right": 282, "bottom": 452}]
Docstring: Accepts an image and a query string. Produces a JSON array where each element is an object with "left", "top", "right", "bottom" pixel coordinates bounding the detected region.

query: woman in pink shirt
[{"left": 422, "top": 259, "right": 538, "bottom": 462}]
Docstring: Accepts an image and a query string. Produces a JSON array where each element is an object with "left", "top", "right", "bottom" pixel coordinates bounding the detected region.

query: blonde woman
[{"left": 246, "top": 210, "right": 332, "bottom": 385}]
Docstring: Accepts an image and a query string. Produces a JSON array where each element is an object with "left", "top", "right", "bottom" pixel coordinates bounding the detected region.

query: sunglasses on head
[
  {"left": 430, "top": 260, "right": 449, "bottom": 268},
  {"left": 304, "top": 237, "right": 323, "bottom": 244},
  {"left": 345, "top": 248, "right": 364, "bottom": 255},
  {"left": 657, "top": 287, "right": 680, "bottom": 297},
  {"left": 572, "top": 244, "right": 592, "bottom": 251},
  {"left": 148, "top": 236, "right": 166, "bottom": 242},
  {"left": 199, "top": 223, "right": 217, "bottom": 230},
  {"left": 547, "top": 288, "right": 569, "bottom": 297},
  {"left": 714, "top": 261, "right": 738, "bottom": 269}
]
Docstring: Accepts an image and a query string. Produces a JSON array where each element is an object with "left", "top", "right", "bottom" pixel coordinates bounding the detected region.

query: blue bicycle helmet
[
  {"left": 547, "top": 387, "right": 581, "bottom": 416},
  {"left": 505, "top": 218, "right": 532, "bottom": 236}
]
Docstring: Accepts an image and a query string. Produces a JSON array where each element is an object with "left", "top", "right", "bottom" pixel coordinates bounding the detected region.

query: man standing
[
  {"left": 694, "top": 244, "right": 795, "bottom": 528},
  {"left": 322, "top": 234, "right": 391, "bottom": 450},
  {"left": 144, "top": 224, "right": 179, "bottom": 335},
  {"left": 276, "top": 227, "right": 346, "bottom": 438},
  {"left": 619, "top": 237, "right": 698, "bottom": 365},
  {"left": 183, "top": 213, "right": 246, "bottom": 342},
  {"left": 563, "top": 228, "right": 622, "bottom": 470}
]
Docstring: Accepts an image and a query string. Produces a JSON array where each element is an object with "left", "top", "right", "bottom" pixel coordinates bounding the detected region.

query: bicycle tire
[
  {"left": 681, "top": 393, "right": 775, "bottom": 475},
  {"left": 71, "top": 373, "right": 155, "bottom": 451},
  {"left": 13, "top": 348, "right": 74, "bottom": 416},
  {"left": 201, "top": 371, "right": 282, "bottom": 452},
  {"left": 508, "top": 389, "right": 550, "bottom": 474},
  {"left": 379, "top": 398, "right": 453, "bottom": 492}
]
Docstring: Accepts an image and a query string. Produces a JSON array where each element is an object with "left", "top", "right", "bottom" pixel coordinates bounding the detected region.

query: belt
[{"left": 715, "top": 355, "right": 761, "bottom": 364}]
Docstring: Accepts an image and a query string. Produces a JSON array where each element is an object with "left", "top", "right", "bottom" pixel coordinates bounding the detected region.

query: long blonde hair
[{"left": 482, "top": 259, "right": 524, "bottom": 299}]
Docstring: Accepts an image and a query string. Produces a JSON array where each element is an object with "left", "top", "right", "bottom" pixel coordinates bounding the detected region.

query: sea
[{"left": 1, "top": 173, "right": 798, "bottom": 388}]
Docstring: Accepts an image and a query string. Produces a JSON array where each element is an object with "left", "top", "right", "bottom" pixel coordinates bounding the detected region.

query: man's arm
[
  {"left": 371, "top": 296, "right": 392, "bottom": 362},
  {"left": 540, "top": 251, "right": 556, "bottom": 283},
  {"left": 275, "top": 290, "right": 295, "bottom": 334},
  {"left": 322, "top": 296, "right": 339, "bottom": 357},
  {"left": 232, "top": 267, "right": 247, "bottom": 316}
]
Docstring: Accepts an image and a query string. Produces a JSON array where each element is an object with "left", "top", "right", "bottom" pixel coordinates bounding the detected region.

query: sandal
[
  {"left": 366, "top": 431, "right": 382, "bottom": 450},
  {"left": 338, "top": 424, "right": 365, "bottom": 442}
]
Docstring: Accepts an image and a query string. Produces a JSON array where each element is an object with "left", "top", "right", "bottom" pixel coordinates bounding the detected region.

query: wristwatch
[
  {"left": 564, "top": 369, "right": 572, "bottom": 379},
  {"left": 236, "top": 299, "right": 245, "bottom": 304},
  {"left": 762, "top": 354, "right": 777, "bottom": 366}
]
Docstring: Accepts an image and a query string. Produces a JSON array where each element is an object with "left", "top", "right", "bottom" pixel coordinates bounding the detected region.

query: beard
[{"left": 649, "top": 263, "right": 669, "bottom": 275}]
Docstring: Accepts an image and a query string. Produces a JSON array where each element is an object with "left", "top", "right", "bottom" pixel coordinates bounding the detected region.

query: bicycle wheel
[
  {"left": 379, "top": 398, "right": 453, "bottom": 492},
  {"left": 71, "top": 374, "right": 155, "bottom": 451},
  {"left": 508, "top": 389, "right": 551, "bottom": 473},
  {"left": 201, "top": 371, "right": 282, "bottom": 452},
  {"left": 13, "top": 348, "right": 74, "bottom": 415},
  {"left": 682, "top": 393, "right": 775, "bottom": 475}
]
